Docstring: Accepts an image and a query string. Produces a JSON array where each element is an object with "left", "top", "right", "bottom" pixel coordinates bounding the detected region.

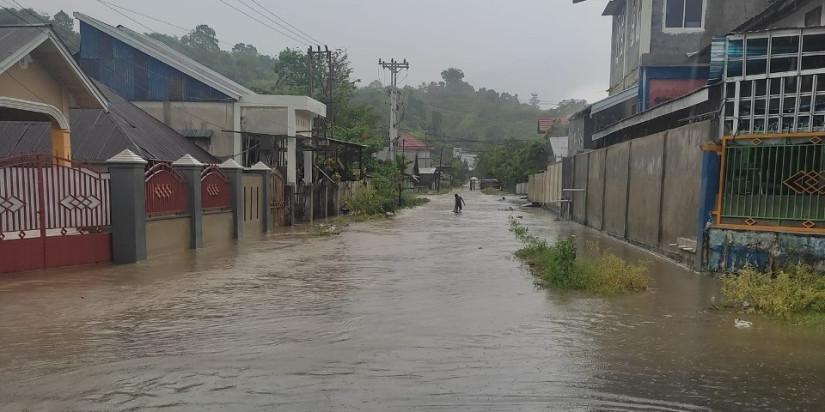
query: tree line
[{"left": 5, "top": 8, "right": 587, "bottom": 187}]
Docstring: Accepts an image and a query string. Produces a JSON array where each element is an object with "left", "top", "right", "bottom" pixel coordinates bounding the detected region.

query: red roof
[{"left": 398, "top": 134, "right": 434, "bottom": 151}]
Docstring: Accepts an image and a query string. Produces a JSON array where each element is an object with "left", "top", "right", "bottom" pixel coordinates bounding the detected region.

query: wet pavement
[{"left": 0, "top": 190, "right": 823, "bottom": 411}]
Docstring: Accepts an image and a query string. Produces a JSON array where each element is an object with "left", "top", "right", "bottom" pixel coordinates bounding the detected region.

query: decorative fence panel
[
  {"left": 271, "top": 170, "right": 286, "bottom": 227},
  {"left": 718, "top": 133, "right": 825, "bottom": 231},
  {"left": 0, "top": 155, "right": 111, "bottom": 273},
  {"left": 145, "top": 162, "right": 188, "bottom": 217},
  {"left": 200, "top": 165, "right": 231, "bottom": 211}
]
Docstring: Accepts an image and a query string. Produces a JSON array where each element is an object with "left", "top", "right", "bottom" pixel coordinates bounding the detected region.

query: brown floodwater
[{"left": 0, "top": 190, "right": 823, "bottom": 411}]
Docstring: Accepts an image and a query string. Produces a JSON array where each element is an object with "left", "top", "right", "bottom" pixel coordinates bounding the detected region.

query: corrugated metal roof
[
  {"left": 0, "top": 26, "right": 46, "bottom": 68},
  {"left": 398, "top": 134, "right": 434, "bottom": 151},
  {"left": 75, "top": 13, "right": 254, "bottom": 101},
  {"left": 0, "top": 83, "right": 219, "bottom": 164},
  {"left": 0, "top": 121, "right": 51, "bottom": 157}
]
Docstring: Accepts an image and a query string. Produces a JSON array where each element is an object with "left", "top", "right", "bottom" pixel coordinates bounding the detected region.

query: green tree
[
  {"left": 181, "top": 24, "right": 219, "bottom": 55},
  {"left": 51, "top": 10, "right": 79, "bottom": 53}
]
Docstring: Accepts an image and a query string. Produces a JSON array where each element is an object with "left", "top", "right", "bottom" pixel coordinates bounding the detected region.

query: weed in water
[
  {"left": 720, "top": 265, "right": 825, "bottom": 320},
  {"left": 510, "top": 219, "right": 650, "bottom": 293}
]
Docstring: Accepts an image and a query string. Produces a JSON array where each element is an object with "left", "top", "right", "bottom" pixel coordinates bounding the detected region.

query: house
[
  {"left": 74, "top": 13, "right": 325, "bottom": 185},
  {"left": 0, "top": 25, "right": 107, "bottom": 159},
  {"left": 571, "top": 0, "right": 773, "bottom": 151},
  {"left": 377, "top": 134, "right": 434, "bottom": 170},
  {"left": 0, "top": 81, "right": 219, "bottom": 164},
  {"left": 555, "top": 0, "right": 825, "bottom": 272}
]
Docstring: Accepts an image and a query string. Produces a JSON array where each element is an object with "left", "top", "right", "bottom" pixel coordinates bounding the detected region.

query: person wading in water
[{"left": 454, "top": 193, "right": 466, "bottom": 213}]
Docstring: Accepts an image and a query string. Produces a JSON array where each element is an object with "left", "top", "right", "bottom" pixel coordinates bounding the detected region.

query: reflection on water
[{"left": 0, "top": 191, "right": 823, "bottom": 411}]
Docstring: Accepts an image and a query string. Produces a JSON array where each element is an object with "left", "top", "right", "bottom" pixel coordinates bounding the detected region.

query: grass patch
[
  {"left": 342, "top": 185, "right": 429, "bottom": 220},
  {"left": 510, "top": 219, "right": 650, "bottom": 293},
  {"left": 720, "top": 265, "right": 825, "bottom": 320}
]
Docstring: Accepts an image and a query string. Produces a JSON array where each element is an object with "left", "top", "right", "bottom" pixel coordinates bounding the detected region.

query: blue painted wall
[
  {"left": 78, "top": 22, "right": 233, "bottom": 102},
  {"left": 706, "top": 228, "right": 825, "bottom": 273}
]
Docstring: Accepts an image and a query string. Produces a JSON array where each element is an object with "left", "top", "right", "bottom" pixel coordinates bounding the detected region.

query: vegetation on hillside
[
  {"left": 8, "top": 7, "right": 587, "bottom": 190},
  {"left": 510, "top": 219, "right": 650, "bottom": 293}
]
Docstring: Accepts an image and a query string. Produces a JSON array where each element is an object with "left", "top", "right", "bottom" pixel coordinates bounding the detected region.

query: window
[{"left": 665, "top": 0, "right": 704, "bottom": 29}]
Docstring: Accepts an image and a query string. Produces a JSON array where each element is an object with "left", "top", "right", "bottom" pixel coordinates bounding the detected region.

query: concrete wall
[
  {"left": 661, "top": 124, "right": 706, "bottom": 256},
  {"left": 242, "top": 174, "right": 264, "bottom": 235},
  {"left": 134, "top": 101, "right": 235, "bottom": 158},
  {"left": 242, "top": 107, "right": 288, "bottom": 135},
  {"left": 707, "top": 228, "right": 825, "bottom": 273},
  {"left": 647, "top": 0, "right": 772, "bottom": 66},
  {"left": 564, "top": 120, "right": 712, "bottom": 266},
  {"left": 203, "top": 212, "right": 232, "bottom": 245},
  {"left": 146, "top": 216, "right": 190, "bottom": 258},
  {"left": 602, "top": 144, "right": 630, "bottom": 236},
  {"left": 626, "top": 135, "right": 664, "bottom": 247},
  {"left": 572, "top": 153, "right": 589, "bottom": 224},
  {"left": 770, "top": 0, "right": 825, "bottom": 28}
]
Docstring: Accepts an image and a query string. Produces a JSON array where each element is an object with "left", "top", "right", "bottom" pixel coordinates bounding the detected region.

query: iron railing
[
  {"left": 718, "top": 133, "right": 825, "bottom": 231},
  {"left": 145, "top": 162, "right": 188, "bottom": 217},
  {"left": 200, "top": 165, "right": 231, "bottom": 211}
]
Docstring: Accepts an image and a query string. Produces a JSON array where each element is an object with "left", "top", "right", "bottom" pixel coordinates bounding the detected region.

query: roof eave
[
  {"left": 0, "top": 30, "right": 48, "bottom": 75},
  {"left": 0, "top": 29, "right": 108, "bottom": 112}
]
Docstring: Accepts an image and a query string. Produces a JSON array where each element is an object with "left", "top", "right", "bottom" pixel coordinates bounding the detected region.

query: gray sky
[{"left": 25, "top": 0, "right": 612, "bottom": 107}]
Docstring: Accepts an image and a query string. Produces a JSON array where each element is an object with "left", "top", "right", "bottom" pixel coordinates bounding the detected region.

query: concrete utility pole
[
  {"left": 308, "top": 46, "right": 334, "bottom": 138},
  {"left": 379, "top": 58, "right": 409, "bottom": 158}
]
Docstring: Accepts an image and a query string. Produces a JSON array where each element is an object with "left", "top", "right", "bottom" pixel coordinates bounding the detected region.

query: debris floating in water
[{"left": 734, "top": 318, "right": 753, "bottom": 328}]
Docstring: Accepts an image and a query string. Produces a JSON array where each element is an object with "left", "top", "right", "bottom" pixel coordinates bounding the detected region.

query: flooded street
[{"left": 1, "top": 190, "right": 824, "bottom": 411}]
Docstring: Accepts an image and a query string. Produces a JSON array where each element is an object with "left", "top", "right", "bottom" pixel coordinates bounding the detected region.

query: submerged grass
[
  {"left": 509, "top": 219, "right": 650, "bottom": 293},
  {"left": 720, "top": 265, "right": 825, "bottom": 320}
]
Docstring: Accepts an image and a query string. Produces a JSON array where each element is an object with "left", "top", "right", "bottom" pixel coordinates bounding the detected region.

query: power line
[
  {"left": 217, "top": 0, "right": 311, "bottom": 47},
  {"left": 247, "top": 0, "right": 323, "bottom": 45},
  {"left": 97, "top": 0, "right": 188, "bottom": 32}
]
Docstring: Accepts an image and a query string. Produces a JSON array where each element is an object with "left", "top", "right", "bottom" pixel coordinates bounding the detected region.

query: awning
[
  {"left": 590, "top": 85, "right": 639, "bottom": 115},
  {"left": 592, "top": 86, "right": 709, "bottom": 141}
]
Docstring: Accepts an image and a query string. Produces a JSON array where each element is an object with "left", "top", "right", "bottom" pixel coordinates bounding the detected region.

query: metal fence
[
  {"left": 718, "top": 133, "right": 825, "bottom": 231},
  {"left": 200, "top": 165, "right": 231, "bottom": 211},
  {"left": 145, "top": 162, "right": 188, "bottom": 217}
]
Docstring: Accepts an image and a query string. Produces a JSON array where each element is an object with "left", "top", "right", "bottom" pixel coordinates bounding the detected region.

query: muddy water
[{"left": 0, "top": 191, "right": 823, "bottom": 411}]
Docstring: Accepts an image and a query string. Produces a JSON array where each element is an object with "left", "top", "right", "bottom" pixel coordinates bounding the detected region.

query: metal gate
[
  {"left": 270, "top": 170, "right": 286, "bottom": 227},
  {"left": 0, "top": 155, "right": 112, "bottom": 274}
]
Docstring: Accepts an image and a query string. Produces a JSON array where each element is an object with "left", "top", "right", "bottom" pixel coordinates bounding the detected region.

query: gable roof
[
  {"left": 398, "top": 134, "right": 434, "bottom": 151},
  {"left": 74, "top": 13, "right": 254, "bottom": 101},
  {"left": 0, "top": 25, "right": 107, "bottom": 110},
  {"left": 0, "top": 82, "right": 219, "bottom": 163}
]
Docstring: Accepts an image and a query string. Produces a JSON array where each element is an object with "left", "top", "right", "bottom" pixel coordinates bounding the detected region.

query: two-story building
[{"left": 569, "top": 0, "right": 773, "bottom": 154}]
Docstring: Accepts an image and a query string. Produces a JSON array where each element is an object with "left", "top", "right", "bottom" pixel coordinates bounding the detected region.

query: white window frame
[{"left": 662, "top": 0, "right": 707, "bottom": 33}]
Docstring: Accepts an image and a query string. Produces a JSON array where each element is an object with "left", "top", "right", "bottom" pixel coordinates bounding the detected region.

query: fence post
[
  {"left": 173, "top": 154, "right": 204, "bottom": 249},
  {"left": 249, "top": 162, "right": 271, "bottom": 233},
  {"left": 220, "top": 159, "right": 244, "bottom": 239},
  {"left": 107, "top": 149, "right": 147, "bottom": 264},
  {"left": 696, "top": 143, "right": 722, "bottom": 270}
]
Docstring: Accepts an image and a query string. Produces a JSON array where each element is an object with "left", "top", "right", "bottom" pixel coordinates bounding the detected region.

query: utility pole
[
  {"left": 379, "top": 58, "right": 409, "bottom": 158},
  {"left": 308, "top": 46, "right": 335, "bottom": 138}
]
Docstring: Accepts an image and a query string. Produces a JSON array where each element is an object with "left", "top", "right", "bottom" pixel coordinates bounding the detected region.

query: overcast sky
[{"left": 25, "top": 0, "right": 612, "bottom": 107}]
